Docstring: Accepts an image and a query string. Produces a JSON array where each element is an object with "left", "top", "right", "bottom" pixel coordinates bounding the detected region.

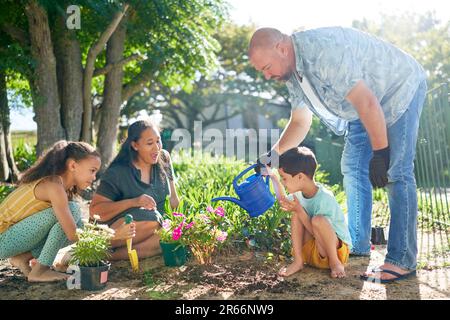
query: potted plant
[
  {"left": 183, "top": 205, "right": 228, "bottom": 265},
  {"left": 157, "top": 211, "right": 190, "bottom": 267},
  {"left": 68, "top": 215, "right": 115, "bottom": 291}
]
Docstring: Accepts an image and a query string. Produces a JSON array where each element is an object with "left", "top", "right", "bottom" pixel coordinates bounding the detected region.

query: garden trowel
[{"left": 124, "top": 214, "right": 139, "bottom": 272}]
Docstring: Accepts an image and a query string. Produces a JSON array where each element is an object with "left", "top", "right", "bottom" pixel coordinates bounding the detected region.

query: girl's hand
[
  {"left": 279, "top": 195, "right": 302, "bottom": 213},
  {"left": 114, "top": 222, "right": 136, "bottom": 240},
  {"left": 135, "top": 194, "right": 156, "bottom": 210}
]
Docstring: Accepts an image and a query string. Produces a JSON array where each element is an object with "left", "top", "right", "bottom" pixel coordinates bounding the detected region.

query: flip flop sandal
[{"left": 360, "top": 268, "right": 416, "bottom": 284}]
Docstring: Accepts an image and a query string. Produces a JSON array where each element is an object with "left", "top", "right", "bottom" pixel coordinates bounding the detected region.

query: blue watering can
[{"left": 211, "top": 164, "right": 275, "bottom": 218}]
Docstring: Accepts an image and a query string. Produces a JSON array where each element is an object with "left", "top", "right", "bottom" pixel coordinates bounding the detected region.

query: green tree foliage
[
  {"left": 0, "top": 0, "right": 228, "bottom": 162},
  {"left": 353, "top": 11, "right": 450, "bottom": 88},
  {"left": 123, "top": 23, "right": 290, "bottom": 133}
]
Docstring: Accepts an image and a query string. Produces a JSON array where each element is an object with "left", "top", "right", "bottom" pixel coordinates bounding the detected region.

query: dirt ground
[{"left": 1, "top": 234, "right": 449, "bottom": 300}]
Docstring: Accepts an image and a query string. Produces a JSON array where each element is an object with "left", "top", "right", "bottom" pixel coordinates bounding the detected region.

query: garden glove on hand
[
  {"left": 369, "top": 146, "right": 390, "bottom": 188},
  {"left": 255, "top": 149, "right": 280, "bottom": 174}
]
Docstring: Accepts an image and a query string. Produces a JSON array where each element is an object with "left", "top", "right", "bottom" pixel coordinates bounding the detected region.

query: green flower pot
[{"left": 160, "top": 241, "right": 187, "bottom": 267}]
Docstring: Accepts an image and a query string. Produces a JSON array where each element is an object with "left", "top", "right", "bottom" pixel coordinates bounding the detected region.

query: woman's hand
[
  {"left": 279, "top": 195, "right": 303, "bottom": 213},
  {"left": 134, "top": 194, "right": 157, "bottom": 210},
  {"left": 170, "top": 194, "right": 180, "bottom": 210},
  {"left": 113, "top": 221, "right": 136, "bottom": 241}
]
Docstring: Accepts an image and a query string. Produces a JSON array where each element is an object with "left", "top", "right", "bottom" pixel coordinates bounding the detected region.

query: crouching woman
[{"left": 90, "top": 119, "right": 179, "bottom": 261}]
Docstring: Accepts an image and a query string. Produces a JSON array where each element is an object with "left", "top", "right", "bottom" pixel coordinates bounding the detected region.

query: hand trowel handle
[{"left": 124, "top": 214, "right": 133, "bottom": 251}]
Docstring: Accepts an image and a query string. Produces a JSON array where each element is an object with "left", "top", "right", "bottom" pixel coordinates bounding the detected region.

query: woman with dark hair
[{"left": 90, "top": 119, "right": 180, "bottom": 260}]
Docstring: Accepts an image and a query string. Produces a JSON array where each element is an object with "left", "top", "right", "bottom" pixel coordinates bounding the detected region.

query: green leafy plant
[
  {"left": 69, "top": 215, "right": 115, "bottom": 267},
  {"left": 159, "top": 200, "right": 228, "bottom": 264},
  {"left": 13, "top": 141, "right": 36, "bottom": 171},
  {"left": 183, "top": 205, "right": 228, "bottom": 264},
  {"left": 157, "top": 210, "right": 191, "bottom": 246},
  {"left": 0, "top": 184, "right": 16, "bottom": 202}
]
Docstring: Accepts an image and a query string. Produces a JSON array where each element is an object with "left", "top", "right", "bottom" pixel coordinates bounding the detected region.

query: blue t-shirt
[
  {"left": 288, "top": 184, "right": 352, "bottom": 249},
  {"left": 286, "top": 27, "right": 426, "bottom": 135}
]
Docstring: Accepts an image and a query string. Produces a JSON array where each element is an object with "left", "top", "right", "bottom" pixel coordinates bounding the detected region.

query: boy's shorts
[{"left": 301, "top": 239, "right": 349, "bottom": 269}]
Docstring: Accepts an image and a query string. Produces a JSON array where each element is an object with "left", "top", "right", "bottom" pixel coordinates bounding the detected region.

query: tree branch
[
  {"left": 81, "top": 4, "right": 129, "bottom": 142},
  {"left": 122, "top": 71, "right": 151, "bottom": 102},
  {"left": 204, "top": 110, "right": 241, "bottom": 127},
  {"left": 211, "top": 103, "right": 220, "bottom": 120},
  {"left": 2, "top": 24, "right": 29, "bottom": 48},
  {"left": 93, "top": 53, "right": 141, "bottom": 77},
  {"left": 163, "top": 107, "right": 185, "bottom": 129}
]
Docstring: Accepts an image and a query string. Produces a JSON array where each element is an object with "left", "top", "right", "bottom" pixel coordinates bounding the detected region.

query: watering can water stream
[{"left": 211, "top": 164, "right": 275, "bottom": 218}]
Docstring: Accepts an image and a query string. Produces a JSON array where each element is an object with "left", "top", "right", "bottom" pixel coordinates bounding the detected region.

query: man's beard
[{"left": 276, "top": 70, "right": 293, "bottom": 82}]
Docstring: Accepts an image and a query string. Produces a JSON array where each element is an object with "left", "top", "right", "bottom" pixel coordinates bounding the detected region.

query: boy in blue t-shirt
[{"left": 265, "top": 146, "right": 352, "bottom": 278}]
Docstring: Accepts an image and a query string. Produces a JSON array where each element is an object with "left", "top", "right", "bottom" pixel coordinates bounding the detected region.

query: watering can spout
[{"left": 211, "top": 196, "right": 249, "bottom": 212}]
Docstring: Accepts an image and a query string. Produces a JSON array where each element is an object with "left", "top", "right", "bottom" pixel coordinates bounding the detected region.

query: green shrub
[
  {"left": 0, "top": 184, "right": 16, "bottom": 202},
  {"left": 13, "top": 141, "right": 36, "bottom": 172}
]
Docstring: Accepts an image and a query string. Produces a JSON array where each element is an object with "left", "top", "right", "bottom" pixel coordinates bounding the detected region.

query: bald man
[{"left": 250, "top": 27, "right": 427, "bottom": 283}]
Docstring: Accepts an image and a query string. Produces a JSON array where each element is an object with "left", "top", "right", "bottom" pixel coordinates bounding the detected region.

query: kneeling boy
[{"left": 266, "top": 147, "right": 352, "bottom": 278}]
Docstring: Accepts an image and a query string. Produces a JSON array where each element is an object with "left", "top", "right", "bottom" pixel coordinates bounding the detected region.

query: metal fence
[{"left": 315, "top": 83, "right": 450, "bottom": 266}]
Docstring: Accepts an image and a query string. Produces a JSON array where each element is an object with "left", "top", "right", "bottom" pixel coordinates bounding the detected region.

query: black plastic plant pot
[
  {"left": 79, "top": 262, "right": 111, "bottom": 291},
  {"left": 371, "top": 226, "right": 387, "bottom": 245}
]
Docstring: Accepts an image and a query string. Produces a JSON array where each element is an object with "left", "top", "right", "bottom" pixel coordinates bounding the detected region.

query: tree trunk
[
  {"left": 0, "top": 72, "right": 19, "bottom": 182},
  {"left": 81, "top": 4, "right": 129, "bottom": 143},
  {"left": 97, "top": 20, "right": 126, "bottom": 171},
  {"left": 242, "top": 101, "right": 259, "bottom": 130},
  {"left": 25, "top": 0, "right": 65, "bottom": 155},
  {"left": 53, "top": 17, "right": 83, "bottom": 141}
]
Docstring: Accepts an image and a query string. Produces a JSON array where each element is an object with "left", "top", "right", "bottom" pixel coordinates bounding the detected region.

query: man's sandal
[{"left": 360, "top": 267, "right": 416, "bottom": 284}]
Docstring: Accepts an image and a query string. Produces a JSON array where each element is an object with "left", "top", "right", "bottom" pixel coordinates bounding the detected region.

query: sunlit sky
[
  {"left": 11, "top": 0, "right": 450, "bottom": 130},
  {"left": 227, "top": 0, "right": 450, "bottom": 32}
]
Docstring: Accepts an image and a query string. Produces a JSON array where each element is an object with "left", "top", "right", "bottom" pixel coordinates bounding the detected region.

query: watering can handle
[{"left": 233, "top": 164, "right": 258, "bottom": 190}]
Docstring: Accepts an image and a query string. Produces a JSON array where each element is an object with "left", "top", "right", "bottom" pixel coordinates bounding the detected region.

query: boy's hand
[
  {"left": 261, "top": 165, "right": 274, "bottom": 177},
  {"left": 279, "top": 195, "right": 302, "bottom": 213},
  {"left": 254, "top": 149, "right": 280, "bottom": 173}
]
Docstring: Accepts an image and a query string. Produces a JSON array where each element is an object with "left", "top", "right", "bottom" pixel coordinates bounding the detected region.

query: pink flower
[
  {"left": 206, "top": 206, "right": 214, "bottom": 213},
  {"left": 216, "top": 231, "right": 228, "bottom": 243},
  {"left": 199, "top": 214, "right": 210, "bottom": 222},
  {"left": 173, "top": 212, "right": 184, "bottom": 217},
  {"left": 214, "top": 207, "right": 225, "bottom": 217},
  {"left": 172, "top": 227, "right": 182, "bottom": 241},
  {"left": 185, "top": 221, "right": 194, "bottom": 229},
  {"left": 162, "top": 219, "right": 171, "bottom": 231}
]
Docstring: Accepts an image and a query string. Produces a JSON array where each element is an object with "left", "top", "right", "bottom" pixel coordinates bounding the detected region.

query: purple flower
[
  {"left": 214, "top": 207, "right": 225, "bottom": 217},
  {"left": 172, "top": 227, "right": 182, "bottom": 241},
  {"left": 162, "top": 219, "right": 171, "bottom": 231},
  {"left": 185, "top": 221, "right": 194, "bottom": 229},
  {"left": 216, "top": 231, "right": 228, "bottom": 243},
  {"left": 173, "top": 212, "right": 184, "bottom": 217},
  {"left": 206, "top": 206, "right": 214, "bottom": 213}
]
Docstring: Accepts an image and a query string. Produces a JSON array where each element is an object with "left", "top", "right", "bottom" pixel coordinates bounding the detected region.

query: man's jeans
[{"left": 341, "top": 80, "right": 427, "bottom": 270}]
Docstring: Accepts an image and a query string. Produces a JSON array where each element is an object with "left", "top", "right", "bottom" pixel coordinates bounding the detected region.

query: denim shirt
[{"left": 286, "top": 27, "right": 426, "bottom": 135}]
